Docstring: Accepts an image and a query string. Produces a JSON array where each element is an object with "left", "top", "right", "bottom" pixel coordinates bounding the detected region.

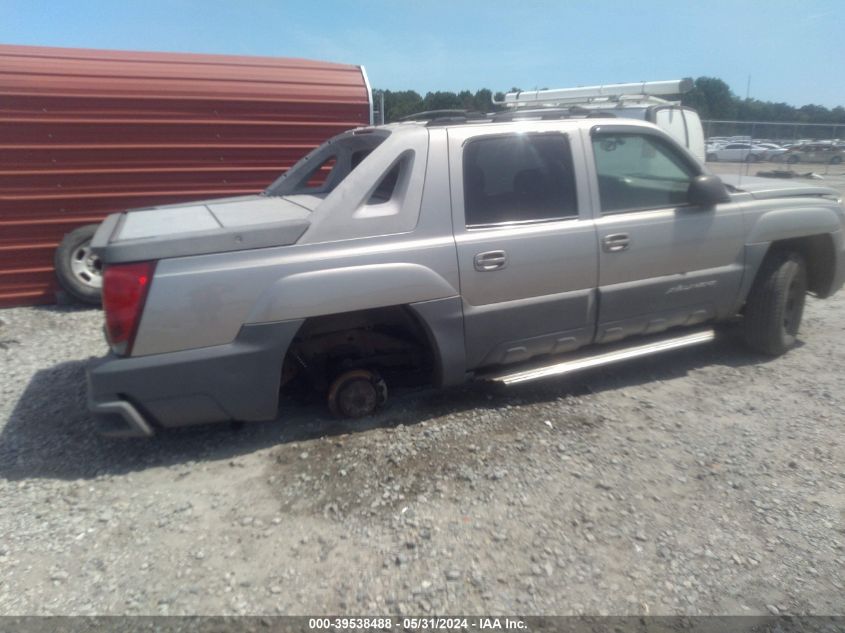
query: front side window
[
  {"left": 592, "top": 132, "right": 696, "bottom": 213},
  {"left": 463, "top": 133, "right": 578, "bottom": 227}
]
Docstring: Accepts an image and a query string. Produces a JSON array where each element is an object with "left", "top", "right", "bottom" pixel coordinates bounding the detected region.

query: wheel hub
[
  {"left": 327, "top": 369, "right": 388, "bottom": 418},
  {"left": 69, "top": 243, "right": 103, "bottom": 289}
]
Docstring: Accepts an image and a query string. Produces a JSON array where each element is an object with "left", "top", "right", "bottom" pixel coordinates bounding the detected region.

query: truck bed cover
[{"left": 91, "top": 195, "right": 311, "bottom": 264}]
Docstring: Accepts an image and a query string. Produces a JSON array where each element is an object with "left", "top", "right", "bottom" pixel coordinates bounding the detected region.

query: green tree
[
  {"left": 422, "top": 91, "right": 463, "bottom": 111},
  {"left": 681, "top": 77, "right": 737, "bottom": 120},
  {"left": 472, "top": 88, "right": 495, "bottom": 112},
  {"left": 380, "top": 89, "right": 424, "bottom": 122},
  {"left": 797, "top": 104, "right": 831, "bottom": 123}
]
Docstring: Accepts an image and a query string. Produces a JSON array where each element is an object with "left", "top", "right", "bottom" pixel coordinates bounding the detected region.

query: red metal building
[{"left": 0, "top": 44, "right": 372, "bottom": 307}]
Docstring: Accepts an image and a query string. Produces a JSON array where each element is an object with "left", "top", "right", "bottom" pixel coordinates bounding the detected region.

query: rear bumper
[{"left": 87, "top": 319, "right": 304, "bottom": 437}]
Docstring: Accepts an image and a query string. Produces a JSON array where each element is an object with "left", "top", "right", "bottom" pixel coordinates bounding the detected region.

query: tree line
[{"left": 375, "top": 77, "right": 845, "bottom": 125}]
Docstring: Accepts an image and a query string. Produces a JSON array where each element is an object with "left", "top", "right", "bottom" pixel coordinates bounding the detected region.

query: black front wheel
[
  {"left": 743, "top": 251, "right": 807, "bottom": 356},
  {"left": 54, "top": 223, "right": 103, "bottom": 305}
]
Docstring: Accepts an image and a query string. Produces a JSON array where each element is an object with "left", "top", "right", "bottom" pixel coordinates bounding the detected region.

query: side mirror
[{"left": 688, "top": 175, "right": 730, "bottom": 207}]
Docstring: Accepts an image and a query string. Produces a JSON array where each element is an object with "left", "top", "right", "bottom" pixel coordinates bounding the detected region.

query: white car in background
[
  {"left": 753, "top": 143, "right": 788, "bottom": 160},
  {"left": 707, "top": 142, "right": 779, "bottom": 162}
]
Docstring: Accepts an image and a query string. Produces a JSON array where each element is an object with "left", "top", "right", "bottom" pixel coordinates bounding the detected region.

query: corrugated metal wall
[{"left": 0, "top": 44, "right": 371, "bottom": 307}]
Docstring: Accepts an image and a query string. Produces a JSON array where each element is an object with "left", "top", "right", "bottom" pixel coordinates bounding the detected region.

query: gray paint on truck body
[{"left": 87, "top": 118, "right": 845, "bottom": 433}]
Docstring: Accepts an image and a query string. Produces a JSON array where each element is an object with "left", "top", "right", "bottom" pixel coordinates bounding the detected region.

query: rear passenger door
[
  {"left": 588, "top": 125, "right": 746, "bottom": 343},
  {"left": 448, "top": 126, "right": 598, "bottom": 370}
]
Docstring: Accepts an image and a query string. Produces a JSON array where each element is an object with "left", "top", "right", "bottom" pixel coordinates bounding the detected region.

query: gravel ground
[
  {"left": 2, "top": 300, "right": 844, "bottom": 616},
  {"left": 707, "top": 160, "right": 845, "bottom": 193},
  {"left": 1, "top": 171, "right": 844, "bottom": 617}
]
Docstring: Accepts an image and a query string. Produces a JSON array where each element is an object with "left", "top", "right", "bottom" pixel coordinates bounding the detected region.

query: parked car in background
[
  {"left": 706, "top": 142, "right": 774, "bottom": 162},
  {"left": 752, "top": 143, "right": 788, "bottom": 161},
  {"left": 785, "top": 143, "right": 845, "bottom": 165}
]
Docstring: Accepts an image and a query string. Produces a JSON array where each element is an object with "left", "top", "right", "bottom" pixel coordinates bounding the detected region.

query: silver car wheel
[{"left": 69, "top": 241, "right": 103, "bottom": 289}]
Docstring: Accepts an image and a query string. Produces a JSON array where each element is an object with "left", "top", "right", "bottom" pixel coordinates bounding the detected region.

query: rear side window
[
  {"left": 463, "top": 133, "right": 578, "bottom": 227},
  {"left": 303, "top": 156, "right": 337, "bottom": 188},
  {"left": 592, "top": 132, "right": 696, "bottom": 214}
]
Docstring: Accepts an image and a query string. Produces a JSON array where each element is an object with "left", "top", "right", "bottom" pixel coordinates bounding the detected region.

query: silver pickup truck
[{"left": 87, "top": 115, "right": 845, "bottom": 437}]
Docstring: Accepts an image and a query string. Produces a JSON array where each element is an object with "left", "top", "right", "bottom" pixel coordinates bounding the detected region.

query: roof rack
[
  {"left": 495, "top": 78, "right": 694, "bottom": 110},
  {"left": 398, "top": 109, "right": 487, "bottom": 125},
  {"left": 490, "top": 106, "right": 622, "bottom": 122}
]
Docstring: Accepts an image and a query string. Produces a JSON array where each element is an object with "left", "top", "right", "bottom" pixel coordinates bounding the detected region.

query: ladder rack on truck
[
  {"left": 494, "top": 78, "right": 694, "bottom": 108},
  {"left": 493, "top": 78, "right": 705, "bottom": 162}
]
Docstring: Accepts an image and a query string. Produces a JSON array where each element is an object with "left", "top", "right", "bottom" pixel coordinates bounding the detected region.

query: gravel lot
[{"left": 1, "top": 170, "right": 844, "bottom": 617}]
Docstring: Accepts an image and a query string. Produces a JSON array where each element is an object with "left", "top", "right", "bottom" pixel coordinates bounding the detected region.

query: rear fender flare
[{"left": 246, "top": 263, "right": 459, "bottom": 324}]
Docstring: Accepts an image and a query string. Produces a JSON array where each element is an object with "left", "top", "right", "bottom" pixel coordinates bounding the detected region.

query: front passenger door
[{"left": 589, "top": 126, "right": 746, "bottom": 343}]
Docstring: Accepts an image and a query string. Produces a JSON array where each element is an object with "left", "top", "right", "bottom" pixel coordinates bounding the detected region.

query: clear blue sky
[{"left": 2, "top": 0, "right": 843, "bottom": 108}]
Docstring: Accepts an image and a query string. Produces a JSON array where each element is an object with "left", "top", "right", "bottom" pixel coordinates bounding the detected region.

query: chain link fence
[
  {"left": 703, "top": 120, "right": 844, "bottom": 175},
  {"left": 704, "top": 120, "right": 844, "bottom": 145}
]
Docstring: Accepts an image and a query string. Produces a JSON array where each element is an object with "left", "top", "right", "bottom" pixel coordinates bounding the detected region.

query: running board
[{"left": 482, "top": 328, "right": 716, "bottom": 385}]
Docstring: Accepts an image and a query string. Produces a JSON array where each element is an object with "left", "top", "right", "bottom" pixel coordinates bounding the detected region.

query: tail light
[{"left": 102, "top": 261, "right": 156, "bottom": 356}]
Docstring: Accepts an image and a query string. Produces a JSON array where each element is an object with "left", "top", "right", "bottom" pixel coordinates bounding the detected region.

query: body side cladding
[
  {"left": 462, "top": 288, "right": 596, "bottom": 370},
  {"left": 732, "top": 242, "right": 770, "bottom": 314},
  {"left": 730, "top": 206, "right": 844, "bottom": 309},
  {"left": 734, "top": 232, "right": 844, "bottom": 313},
  {"left": 407, "top": 296, "right": 467, "bottom": 387}
]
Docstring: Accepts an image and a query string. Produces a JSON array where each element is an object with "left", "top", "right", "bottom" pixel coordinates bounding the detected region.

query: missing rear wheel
[{"left": 327, "top": 369, "right": 388, "bottom": 418}]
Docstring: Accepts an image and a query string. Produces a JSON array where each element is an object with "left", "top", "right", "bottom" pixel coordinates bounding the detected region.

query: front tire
[
  {"left": 743, "top": 251, "right": 807, "bottom": 356},
  {"left": 54, "top": 223, "right": 103, "bottom": 305}
]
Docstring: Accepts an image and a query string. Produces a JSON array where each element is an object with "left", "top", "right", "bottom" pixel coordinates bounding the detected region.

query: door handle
[
  {"left": 474, "top": 250, "right": 508, "bottom": 271},
  {"left": 602, "top": 233, "right": 630, "bottom": 252}
]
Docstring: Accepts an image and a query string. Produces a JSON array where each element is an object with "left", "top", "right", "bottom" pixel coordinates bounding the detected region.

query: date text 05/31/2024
[{"left": 307, "top": 617, "right": 527, "bottom": 630}]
